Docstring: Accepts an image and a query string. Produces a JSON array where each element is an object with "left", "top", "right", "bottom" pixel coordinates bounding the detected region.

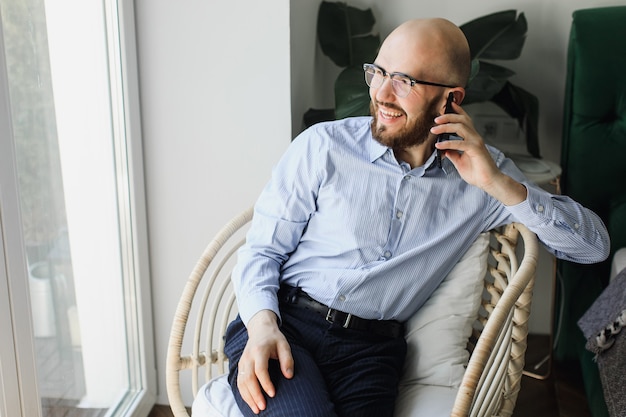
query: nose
[{"left": 374, "top": 76, "right": 395, "bottom": 102}]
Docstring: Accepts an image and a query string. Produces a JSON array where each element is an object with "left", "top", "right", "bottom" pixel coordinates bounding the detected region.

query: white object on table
[
  {"left": 509, "top": 154, "right": 562, "bottom": 186},
  {"left": 611, "top": 248, "right": 626, "bottom": 281}
]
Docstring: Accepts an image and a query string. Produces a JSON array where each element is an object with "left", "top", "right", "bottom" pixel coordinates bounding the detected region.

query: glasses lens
[
  {"left": 364, "top": 65, "right": 382, "bottom": 88},
  {"left": 390, "top": 75, "right": 412, "bottom": 97}
]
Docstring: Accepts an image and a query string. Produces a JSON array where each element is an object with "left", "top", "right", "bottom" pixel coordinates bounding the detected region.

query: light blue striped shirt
[{"left": 234, "top": 116, "right": 609, "bottom": 324}]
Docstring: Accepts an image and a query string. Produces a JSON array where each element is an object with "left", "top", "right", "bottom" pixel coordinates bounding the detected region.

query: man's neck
[{"left": 393, "top": 140, "right": 435, "bottom": 169}]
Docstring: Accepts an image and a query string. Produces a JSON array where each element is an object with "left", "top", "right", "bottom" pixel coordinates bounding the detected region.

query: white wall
[
  {"left": 134, "top": 0, "right": 291, "bottom": 405},
  {"left": 135, "top": 0, "right": 624, "bottom": 405}
]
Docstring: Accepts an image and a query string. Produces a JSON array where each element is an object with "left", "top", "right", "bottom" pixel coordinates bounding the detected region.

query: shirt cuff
[
  {"left": 504, "top": 184, "right": 554, "bottom": 227},
  {"left": 237, "top": 290, "right": 281, "bottom": 327}
]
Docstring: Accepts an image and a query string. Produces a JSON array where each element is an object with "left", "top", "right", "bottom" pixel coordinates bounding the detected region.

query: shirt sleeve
[
  {"left": 232, "top": 128, "right": 324, "bottom": 325},
  {"left": 504, "top": 182, "right": 610, "bottom": 264},
  {"left": 487, "top": 148, "right": 610, "bottom": 264}
]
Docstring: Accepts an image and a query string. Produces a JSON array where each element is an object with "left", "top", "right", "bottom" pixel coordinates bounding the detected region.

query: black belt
[{"left": 278, "top": 285, "right": 404, "bottom": 339}]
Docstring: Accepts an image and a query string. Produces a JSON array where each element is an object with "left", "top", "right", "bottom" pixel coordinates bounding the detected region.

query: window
[{"left": 0, "top": 1, "right": 155, "bottom": 416}]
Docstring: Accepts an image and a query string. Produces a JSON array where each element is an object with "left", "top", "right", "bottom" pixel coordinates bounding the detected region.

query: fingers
[
  {"left": 235, "top": 341, "right": 275, "bottom": 413},
  {"left": 253, "top": 338, "right": 294, "bottom": 399},
  {"left": 432, "top": 102, "right": 472, "bottom": 133},
  {"left": 432, "top": 120, "right": 469, "bottom": 143},
  {"left": 237, "top": 366, "right": 264, "bottom": 414},
  {"left": 277, "top": 339, "right": 294, "bottom": 379},
  {"left": 431, "top": 105, "right": 484, "bottom": 155},
  {"left": 236, "top": 314, "right": 294, "bottom": 414},
  {"left": 256, "top": 361, "right": 276, "bottom": 398},
  {"left": 430, "top": 104, "right": 503, "bottom": 188},
  {"left": 237, "top": 348, "right": 294, "bottom": 415}
]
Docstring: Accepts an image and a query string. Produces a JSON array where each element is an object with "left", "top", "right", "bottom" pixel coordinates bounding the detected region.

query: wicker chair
[{"left": 166, "top": 207, "right": 538, "bottom": 417}]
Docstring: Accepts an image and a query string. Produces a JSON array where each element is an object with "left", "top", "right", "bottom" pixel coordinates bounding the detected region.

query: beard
[{"left": 370, "top": 98, "right": 440, "bottom": 151}]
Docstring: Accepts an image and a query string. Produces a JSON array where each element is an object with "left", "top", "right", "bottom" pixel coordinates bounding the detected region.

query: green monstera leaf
[
  {"left": 462, "top": 9, "right": 527, "bottom": 61},
  {"left": 317, "top": 1, "right": 380, "bottom": 68},
  {"left": 316, "top": 1, "right": 379, "bottom": 120},
  {"left": 461, "top": 10, "right": 540, "bottom": 157},
  {"left": 464, "top": 61, "right": 515, "bottom": 103},
  {"left": 461, "top": 10, "right": 528, "bottom": 103},
  {"left": 334, "top": 65, "right": 371, "bottom": 119}
]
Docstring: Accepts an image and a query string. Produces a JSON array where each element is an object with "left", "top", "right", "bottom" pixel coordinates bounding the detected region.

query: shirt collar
[
  {"left": 431, "top": 151, "right": 457, "bottom": 175},
  {"left": 368, "top": 135, "right": 388, "bottom": 162},
  {"left": 367, "top": 130, "right": 455, "bottom": 175},
  {"left": 407, "top": 151, "right": 440, "bottom": 177},
  {"left": 368, "top": 137, "right": 444, "bottom": 167}
]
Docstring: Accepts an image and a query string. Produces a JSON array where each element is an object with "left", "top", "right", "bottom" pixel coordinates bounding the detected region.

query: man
[{"left": 224, "top": 18, "right": 610, "bottom": 417}]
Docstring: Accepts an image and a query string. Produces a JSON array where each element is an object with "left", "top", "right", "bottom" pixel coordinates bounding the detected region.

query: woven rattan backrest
[
  {"left": 166, "top": 207, "right": 253, "bottom": 417},
  {"left": 451, "top": 223, "right": 538, "bottom": 417}
]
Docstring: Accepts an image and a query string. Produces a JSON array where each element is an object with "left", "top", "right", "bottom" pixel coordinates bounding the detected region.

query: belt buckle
[{"left": 326, "top": 308, "right": 352, "bottom": 328}]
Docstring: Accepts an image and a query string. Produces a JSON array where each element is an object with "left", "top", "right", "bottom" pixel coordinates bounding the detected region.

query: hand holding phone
[{"left": 436, "top": 92, "right": 463, "bottom": 168}]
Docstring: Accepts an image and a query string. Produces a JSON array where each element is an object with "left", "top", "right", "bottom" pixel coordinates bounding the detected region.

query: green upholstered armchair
[{"left": 558, "top": 6, "right": 626, "bottom": 417}]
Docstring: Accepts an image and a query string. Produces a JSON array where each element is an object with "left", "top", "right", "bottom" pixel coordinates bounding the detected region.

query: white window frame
[{"left": 0, "top": 1, "right": 155, "bottom": 415}]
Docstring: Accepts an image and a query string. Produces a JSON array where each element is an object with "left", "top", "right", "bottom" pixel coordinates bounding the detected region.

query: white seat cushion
[
  {"left": 192, "top": 233, "right": 489, "bottom": 416},
  {"left": 395, "top": 383, "right": 459, "bottom": 417},
  {"left": 400, "top": 232, "right": 489, "bottom": 387},
  {"left": 192, "top": 375, "right": 241, "bottom": 417},
  {"left": 193, "top": 374, "right": 459, "bottom": 417}
]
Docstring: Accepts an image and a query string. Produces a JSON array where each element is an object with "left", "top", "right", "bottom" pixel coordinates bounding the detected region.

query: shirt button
[
  {"left": 384, "top": 251, "right": 392, "bottom": 258},
  {"left": 338, "top": 295, "right": 346, "bottom": 302},
  {"left": 396, "top": 210, "right": 403, "bottom": 219},
  {"left": 537, "top": 204, "right": 544, "bottom": 213},
  {"left": 574, "top": 223, "right": 580, "bottom": 229}
]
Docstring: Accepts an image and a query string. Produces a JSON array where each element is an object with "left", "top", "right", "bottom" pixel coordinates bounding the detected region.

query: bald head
[{"left": 377, "top": 18, "right": 471, "bottom": 87}]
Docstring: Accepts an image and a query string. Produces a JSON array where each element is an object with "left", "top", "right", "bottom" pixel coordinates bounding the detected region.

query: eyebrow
[
  {"left": 371, "top": 63, "right": 456, "bottom": 88},
  {"left": 372, "top": 63, "right": 413, "bottom": 78}
]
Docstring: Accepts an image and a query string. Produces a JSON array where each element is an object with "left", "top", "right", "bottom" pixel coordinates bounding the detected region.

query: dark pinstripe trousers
[{"left": 224, "top": 301, "right": 407, "bottom": 417}]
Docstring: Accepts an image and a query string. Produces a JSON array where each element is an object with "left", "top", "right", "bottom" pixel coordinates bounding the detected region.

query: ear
[{"left": 452, "top": 88, "right": 465, "bottom": 105}]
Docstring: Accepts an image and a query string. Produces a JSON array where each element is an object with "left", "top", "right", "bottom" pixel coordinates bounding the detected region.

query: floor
[
  {"left": 147, "top": 405, "right": 185, "bottom": 417},
  {"left": 512, "top": 334, "right": 591, "bottom": 417},
  {"left": 42, "top": 400, "right": 108, "bottom": 417}
]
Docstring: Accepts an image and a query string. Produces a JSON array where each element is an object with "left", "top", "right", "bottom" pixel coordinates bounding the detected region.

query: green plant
[
  {"left": 303, "top": 1, "right": 379, "bottom": 127},
  {"left": 461, "top": 10, "right": 539, "bottom": 157},
  {"left": 316, "top": 1, "right": 379, "bottom": 120},
  {"left": 313, "top": 2, "right": 540, "bottom": 158}
]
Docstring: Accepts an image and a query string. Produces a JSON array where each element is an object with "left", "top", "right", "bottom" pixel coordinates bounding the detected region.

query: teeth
[{"left": 381, "top": 109, "right": 402, "bottom": 118}]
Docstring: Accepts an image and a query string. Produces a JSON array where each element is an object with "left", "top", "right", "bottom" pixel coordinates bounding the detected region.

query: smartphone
[{"left": 436, "top": 92, "right": 463, "bottom": 168}]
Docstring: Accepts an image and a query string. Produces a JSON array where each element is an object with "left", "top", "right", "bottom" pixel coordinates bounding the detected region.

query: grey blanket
[{"left": 578, "top": 268, "right": 626, "bottom": 417}]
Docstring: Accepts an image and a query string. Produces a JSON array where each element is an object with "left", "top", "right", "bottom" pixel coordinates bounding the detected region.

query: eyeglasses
[{"left": 363, "top": 63, "right": 456, "bottom": 98}]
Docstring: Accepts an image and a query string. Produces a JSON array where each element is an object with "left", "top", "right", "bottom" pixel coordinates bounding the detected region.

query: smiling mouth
[
  {"left": 375, "top": 101, "right": 405, "bottom": 121},
  {"left": 379, "top": 108, "right": 403, "bottom": 119}
]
